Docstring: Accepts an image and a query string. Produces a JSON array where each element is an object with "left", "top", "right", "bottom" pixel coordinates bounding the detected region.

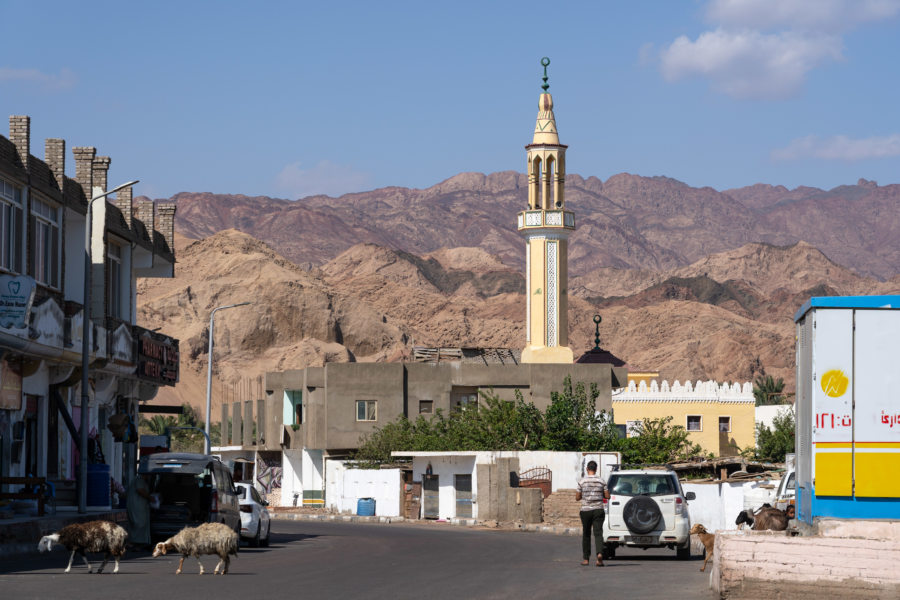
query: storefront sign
[
  {"left": 135, "top": 333, "right": 179, "bottom": 385},
  {"left": 0, "top": 274, "right": 36, "bottom": 329},
  {"left": 0, "top": 358, "right": 22, "bottom": 410},
  {"left": 30, "top": 298, "right": 64, "bottom": 347}
]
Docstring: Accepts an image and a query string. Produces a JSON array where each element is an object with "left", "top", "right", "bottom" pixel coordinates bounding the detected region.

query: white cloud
[
  {"left": 653, "top": 0, "right": 899, "bottom": 99},
  {"left": 275, "top": 160, "right": 373, "bottom": 199},
  {"left": 772, "top": 134, "right": 900, "bottom": 161},
  {"left": 707, "top": 0, "right": 900, "bottom": 33},
  {"left": 660, "top": 29, "right": 841, "bottom": 99},
  {"left": 0, "top": 67, "right": 76, "bottom": 91}
]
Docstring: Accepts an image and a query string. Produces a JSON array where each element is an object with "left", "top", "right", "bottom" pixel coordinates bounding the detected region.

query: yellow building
[
  {"left": 613, "top": 380, "right": 755, "bottom": 457},
  {"left": 517, "top": 58, "right": 576, "bottom": 364}
]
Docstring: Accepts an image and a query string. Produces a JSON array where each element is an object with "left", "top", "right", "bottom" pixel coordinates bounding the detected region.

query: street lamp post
[
  {"left": 205, "top": 302, "right": 251, "bottom": 454},
  {"left": 79, "top": 179, "right": 138, "bottom": 514}
]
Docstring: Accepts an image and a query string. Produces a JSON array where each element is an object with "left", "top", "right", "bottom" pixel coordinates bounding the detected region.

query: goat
[
  {"left": 38, "top": 520, "right": 128, "bottom": 574},
  {"left": 735, "top": 504, "right": 795, "bottom": 531},
  {"left": 152, "top": 522, "right": 239, "bottom": 575},
  {"left": 689, "top": 524, "right": 716, "bottom": 572}
]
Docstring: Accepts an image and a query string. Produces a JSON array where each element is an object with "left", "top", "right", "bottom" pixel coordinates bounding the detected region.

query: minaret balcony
[{"left": 516, "top": 209, "right": 575, "bottom": 232}]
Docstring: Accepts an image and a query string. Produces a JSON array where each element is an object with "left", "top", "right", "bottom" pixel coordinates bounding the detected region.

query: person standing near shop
[
  {"left": 576, "top": 460, "right": 609, "bottom": 566},
  {"left": 126, "top": 473, "right": 152, "bottom": 550}
]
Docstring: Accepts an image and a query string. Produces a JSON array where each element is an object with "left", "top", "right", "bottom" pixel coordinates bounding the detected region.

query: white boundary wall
[
  {"left": 325, "top": 460, "right": 403, "bottom": 516},
  {"left": 683, "top": 480, "right": 779, "bottom": 533},
  {"left": 393, "top": 451, "right": 620, "bottom": 520}
]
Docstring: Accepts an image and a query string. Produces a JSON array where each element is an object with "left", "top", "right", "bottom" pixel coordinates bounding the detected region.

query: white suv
[{"left": 602, "top": 467, "right": 695, "bottom": 559}]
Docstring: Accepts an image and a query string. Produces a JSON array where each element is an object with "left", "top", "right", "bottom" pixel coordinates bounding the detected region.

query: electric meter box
[{"left": 794, "top": 296, "right": 900, "bottom": 524}]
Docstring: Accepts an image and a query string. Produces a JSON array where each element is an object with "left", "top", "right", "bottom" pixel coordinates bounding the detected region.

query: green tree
[
  {"left": 755, "top": 409, "right": 795, "bottom": 462},
  {"left": 620, "top": 416, "right": 705, "bottom": 464},
  {"left": 753, "top": 375, "right": 786, "bottom": 406}
]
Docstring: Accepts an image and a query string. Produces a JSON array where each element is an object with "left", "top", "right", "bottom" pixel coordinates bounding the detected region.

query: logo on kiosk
[{"left": 821, "top": 369, "right": 849, "bottom": 398}]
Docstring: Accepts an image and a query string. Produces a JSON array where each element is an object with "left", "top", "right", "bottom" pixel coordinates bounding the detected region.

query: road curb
[{"left": 270, "top": 512, "right": 580, "bottom": 536}]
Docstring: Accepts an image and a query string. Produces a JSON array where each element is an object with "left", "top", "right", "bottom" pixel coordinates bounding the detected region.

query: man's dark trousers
[{"left": 580, "top": 508, "right": 605, "bottom": 560}]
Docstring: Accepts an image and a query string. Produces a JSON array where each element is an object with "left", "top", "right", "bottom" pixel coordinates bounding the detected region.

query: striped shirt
[{"left": 577, "top": 475, "right": 607, "bottom": 511}]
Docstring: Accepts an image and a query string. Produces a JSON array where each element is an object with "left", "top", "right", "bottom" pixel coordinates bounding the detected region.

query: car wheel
[
  {"left": 250, "top": 522, "right": 261, "bottom": 548},
  {"left": 676, "top": 542, "right": 691, "bottom": 560},
  {"left": 622, "top": 496, "right": 662, "bottom": 534},
  {"left": 261, "top": 521, "right": 270, "bottom": 547}
]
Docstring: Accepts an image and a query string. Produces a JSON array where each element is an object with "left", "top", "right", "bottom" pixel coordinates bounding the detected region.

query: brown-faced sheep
[
  {"left": 38, "top": 520, "right": 128, "bottom": 574},
  {"left": 689, "top": 524, "right": 716, "bottom": 572},
  {"left": 152, "top": 522, "right": 239, "bottom": 575},
  {"left": 735, "top": 504, "right": 795, "bottom": 531}
]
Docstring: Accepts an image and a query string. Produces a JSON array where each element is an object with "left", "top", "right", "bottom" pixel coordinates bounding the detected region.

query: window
[
  {"left": 0, "top": 177, "right": 23, "bottom": 273},
  {"left": 419, "top": 400, "right": 434, "bottom": 414},
  {"left": 719, "top": 416, "right": 731, "bottom": 433},
  {"left": 452, "top": 393, "right": 478, "bottom": 411},
  {"left": 356, "top": 400, "right": 377, "bottom": 422},
  {"left": 107, "top": 242, "right": 123, "bottom": 318},
  {"left": 687, "top": 415, "right": 702, "bottom": 432},
  {"left": 31, "top": 197, "right": 60, "bottom": 287},
  {"left": 284, "top": 390, "right": 302, "bottom": 425},
  {"left": 625, "top": 420, "right": 643, "bottom": 438}
]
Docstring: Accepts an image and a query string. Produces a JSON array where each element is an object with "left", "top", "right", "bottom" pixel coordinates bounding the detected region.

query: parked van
[{"left": 139, "top": 452, "right": 241, "bottom": 541}]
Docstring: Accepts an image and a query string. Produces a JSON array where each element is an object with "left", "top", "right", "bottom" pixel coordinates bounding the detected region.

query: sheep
[
  {"left": 689, "top": 524, "right": 716, "bottom": 572},
  {"left": 735, "top": 504, "right": 795, "bottom": 531},
  {"left": 152, "top": 522, "right": 239, "bottom": 575},
  {"left": 37, "top": 520, "right": 128, "bottom": 574}
]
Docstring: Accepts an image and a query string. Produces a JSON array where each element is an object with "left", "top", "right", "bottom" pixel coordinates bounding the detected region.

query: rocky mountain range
[{"left": 138, "top": 173, "right": 900, "bottom": 412}]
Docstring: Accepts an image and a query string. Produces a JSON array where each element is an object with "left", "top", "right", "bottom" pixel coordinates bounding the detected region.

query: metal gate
[
  {"left": 423, "top": 474, "right": 439, "bottom": 519},
  {"left": 455, "top": 474, "right": 472, "bottom": 518}
]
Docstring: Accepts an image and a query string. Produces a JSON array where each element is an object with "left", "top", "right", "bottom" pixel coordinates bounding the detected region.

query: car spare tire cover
[{"left": 622, "top": 496, "right": 662, "bottom": 534}]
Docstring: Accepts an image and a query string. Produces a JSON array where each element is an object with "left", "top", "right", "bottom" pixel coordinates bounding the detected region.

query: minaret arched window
[
  {"left": 546, "top": 156, "right": 556, "bottom": 210},
  {"left": 531, "top": 156, "right": 542, "bottom": 210}
]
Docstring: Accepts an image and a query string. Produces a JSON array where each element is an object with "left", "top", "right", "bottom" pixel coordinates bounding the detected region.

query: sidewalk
[
  {"left": 270, "top": 510, "right": 583, "bottom": 536},
  {"left": 0, "top": 508, "right": 127, "bottom": 558}
]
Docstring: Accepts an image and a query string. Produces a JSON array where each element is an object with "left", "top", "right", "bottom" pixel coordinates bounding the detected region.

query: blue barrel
[
  {"left": 86, "top": 463, "right": 111, "bottom": 507},
  {"left": 357, "top": 497, "right": 376, "bottom": 516}
]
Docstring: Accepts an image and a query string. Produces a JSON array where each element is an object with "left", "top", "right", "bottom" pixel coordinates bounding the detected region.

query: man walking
[{"left": 576, "top": 460, "right": 609, "bottom": 566}]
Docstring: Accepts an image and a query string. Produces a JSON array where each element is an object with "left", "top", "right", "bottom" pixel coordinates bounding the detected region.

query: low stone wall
[{"left": 712, "top": 520, "right": 900, "bottom": 599}]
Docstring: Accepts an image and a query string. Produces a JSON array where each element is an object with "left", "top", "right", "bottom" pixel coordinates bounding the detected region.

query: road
[{"left": 0, "top": 520, "right": 715, "bottom": 599}]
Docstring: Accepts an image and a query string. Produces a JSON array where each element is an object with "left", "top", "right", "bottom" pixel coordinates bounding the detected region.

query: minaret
[{"left": 518, "top": 57, "right": 575, "bottom": 364}]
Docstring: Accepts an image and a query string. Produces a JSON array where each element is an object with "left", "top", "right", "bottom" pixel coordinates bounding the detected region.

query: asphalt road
[{"left": 0, "top": 520, "right": 716, "bottom": 599}]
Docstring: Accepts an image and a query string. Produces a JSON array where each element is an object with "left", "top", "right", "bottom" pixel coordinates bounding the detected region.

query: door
[
  {"left": 454, "top": 474, "right": 472, "bottom": 518},
  {"left": 404, "top": 481, "right": 421, "bottom": 520},
  {"left": 423, "top": 474, "right": 439, "bottom": 519}
]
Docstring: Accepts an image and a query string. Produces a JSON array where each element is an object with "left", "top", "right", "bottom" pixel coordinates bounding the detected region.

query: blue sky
[{"left": 2, "top": 0, "right": 899, "bottom": 200}]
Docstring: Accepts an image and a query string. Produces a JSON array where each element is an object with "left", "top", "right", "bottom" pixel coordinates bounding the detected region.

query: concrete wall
[
  {"left": 755, "top": 404, "right": 793, "bottom": 433},
  {"left": 682, "top": 480, "right": 778, "bottom": 533},
  {"left": 711, "top": 521, "right": 900, "bottom": 598},
  {"left": 280, "top": 449, "right": 302, "bottom": 507},
  {"left": 325, "top": 363, "right": 405, "bottom": 450},
  {"left": 325, "top": 461, "right": 403, "bottom": 517}
]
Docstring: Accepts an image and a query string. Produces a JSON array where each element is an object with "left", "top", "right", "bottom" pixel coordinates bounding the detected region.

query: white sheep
[
  {"left": 38, "top": 520, "right": 128, "bottom": 574},
  {"left": 152, "top": 522, "right": 239, "bottom": 575}
]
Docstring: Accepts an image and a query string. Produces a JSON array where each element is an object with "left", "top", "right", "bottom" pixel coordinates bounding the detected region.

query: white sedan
[{"left": 235, "top": 482, "right": 271, "bottom": 547}]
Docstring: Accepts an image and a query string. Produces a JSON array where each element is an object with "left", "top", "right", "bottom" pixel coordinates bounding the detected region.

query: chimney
[
  {"left": 91, "top": 155, "right": 111, "bottom": 193},
  {"left": 113, "top": 184, "right": 133, "bottom": 229},
  {"left": 136, "top": 199, "right": 155, "bottom": 238},
  {"left": 72, "top": 146, "right": 96, "bottom": 198},
  {"left": 156, "top": 203, "right": 177, "bottom": 253},
  {"left": 9, "top": 115, "right": 30, "bottom": 171},
  {"left": 45, "top": 138, "right": 66, "bottom": 191}
]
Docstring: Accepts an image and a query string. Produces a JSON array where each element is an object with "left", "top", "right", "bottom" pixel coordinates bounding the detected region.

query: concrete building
[{"left": 0, "top": 115, "right": 179, "bottom": 509}]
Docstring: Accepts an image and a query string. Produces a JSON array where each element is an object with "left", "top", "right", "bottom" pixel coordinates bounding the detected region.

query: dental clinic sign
[{"left": 0, "top": 275, "right": 36, "bottom": 329}]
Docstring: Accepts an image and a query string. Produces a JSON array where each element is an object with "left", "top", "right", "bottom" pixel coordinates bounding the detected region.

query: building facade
[
  {"left": 0, "top": 115, "right": 179, "bottom": 507},
  {"left": 613, "top": 379, "right": 755, "bottom": 457}
]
